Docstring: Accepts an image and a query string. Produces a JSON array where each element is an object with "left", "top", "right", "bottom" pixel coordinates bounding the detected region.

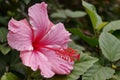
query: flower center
[
  {"left": 44, "top": 47, "right": 80, "bottom": 62},
  {"left": 62, "top": 48, "right": 80, "bottom": 61},
  {"left": 32, "top": 42, "right": 45, "bottom": 51},
  {"left": 32, "top": 42, "right": 80, "bottom": 61}
]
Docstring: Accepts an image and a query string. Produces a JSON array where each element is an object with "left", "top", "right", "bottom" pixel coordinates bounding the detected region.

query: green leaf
[
  {"left": 103, "top": 20, "right": 120, "bottom": 32},
  {"left": 113, "top": 72, "right": 120, "bottom": 80},
  {"left": 0, "top": 27, "right": 8, "bottom": 43},
  {"left": 23, "top": 0, "right": 31, "bottom": 4},
  {"left": 0, "top": 45, "right": 11, "bottom": 55},
  {"left": 1, "top": 72, "right": 20, "bottom": 80},
  {"left": 68, "top": 28, "right": 98, "bottom": 47},
  {"left": 51, "top": 10, "right": 67, "bottom": 19},
  {"left": 9, "top": 51, "right": 25, "bottom": 77},
  {"left": 0, "top": 16, "right": 8, "bottom": 26},
  {"left": 67, "top": 53, "right": 98, "bottom": 80},
  {"left": 0, "top": 52, "right": 13, "bottom": 77},
  {"left": 83, "top": 65, "right": 115, "bottom": 80},
  {"left": 51, "top": 9, "right": 86, "bottom": 19},
  {"left": 64, "top": 9, "right": 86, "bottom": 18},
  {"left": 0, "top": 58, "right": 6, "bottom": 77},
  {"left": 10, "top": 50, "right": 21, "bottom": 65},
  {"left": 97, "top": 22, "right": 108, "bottom": 31},
  {"left": 99, "top": 32, "right": 120, "bottom": 61},
  {"left": 82, "top": 0, "right": 102, "bottom": 29},
  {"left": 1, "top": 51, "right": 24, "bottom": 79},
  {"left": 68, "top": 41, "right": 85, "bottom": 52},
  {"left": 30, "top": 70, "right": 42, "bottom": 79}
]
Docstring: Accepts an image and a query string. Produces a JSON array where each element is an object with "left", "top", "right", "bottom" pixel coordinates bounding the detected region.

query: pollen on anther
[{"left": 62, "top": 48, "right": 80, "bottom": 61}]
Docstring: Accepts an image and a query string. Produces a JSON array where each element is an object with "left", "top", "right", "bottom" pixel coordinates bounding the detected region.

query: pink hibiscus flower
[{"left": 7, "top": 2, "right": 79, "bottom": 78}]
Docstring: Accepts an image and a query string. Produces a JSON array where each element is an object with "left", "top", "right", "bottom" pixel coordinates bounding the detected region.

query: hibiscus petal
[
  {"left": 40, "top": 23, "right": 71, "bottom": 48},
  {"left": 20, "top": 51, "right": 55, "bottom": 78},
  {"left": 20, "top": 51, "right": 38, "bottom": 71},
  {"left": 28, "top": 2, "right": 52, "bottom": 40},
  {"left": 51, "top": 57, "right": 74, "bottom": 74},
  {"left": 41, "top": 49, "right": 74, "bottom": 75},
  {"left": 7, "top": 18, "right": 33, "bottom": 51}
]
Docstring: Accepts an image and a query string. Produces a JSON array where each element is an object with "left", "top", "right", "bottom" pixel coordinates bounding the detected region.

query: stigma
[{"left": 44, "top": 46, "right": 80, "bottom": 62}]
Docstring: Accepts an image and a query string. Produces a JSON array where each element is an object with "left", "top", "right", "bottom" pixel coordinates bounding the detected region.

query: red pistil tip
[
  {"left": 44, "top": 46, "right": 80, "bottom": 62},
  {"left": 62, "top": 48, "right": 80, "bottom": 61}
]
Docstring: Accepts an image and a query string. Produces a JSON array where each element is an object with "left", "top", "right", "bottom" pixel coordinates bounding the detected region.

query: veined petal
[
  {"left": 28, "top": 2, "right": 52, "bottom": 41},
  {"left": 20, "top": 50, "right": 55, "bottom": 78},
  {"left": 40, "top": 23, "right": 71, "bottom": 48},
  {"left": 20, "top": 51, "right": 38, "bottom": 71},
  {"left": 51, "top": 56, "right": 74, "bottom": 74},
  {"left": 41, "top": 48, "right": 74, "bottom": 75},
  {"left": 7, "top": 18, "right": 33, "bottom": 51}
]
